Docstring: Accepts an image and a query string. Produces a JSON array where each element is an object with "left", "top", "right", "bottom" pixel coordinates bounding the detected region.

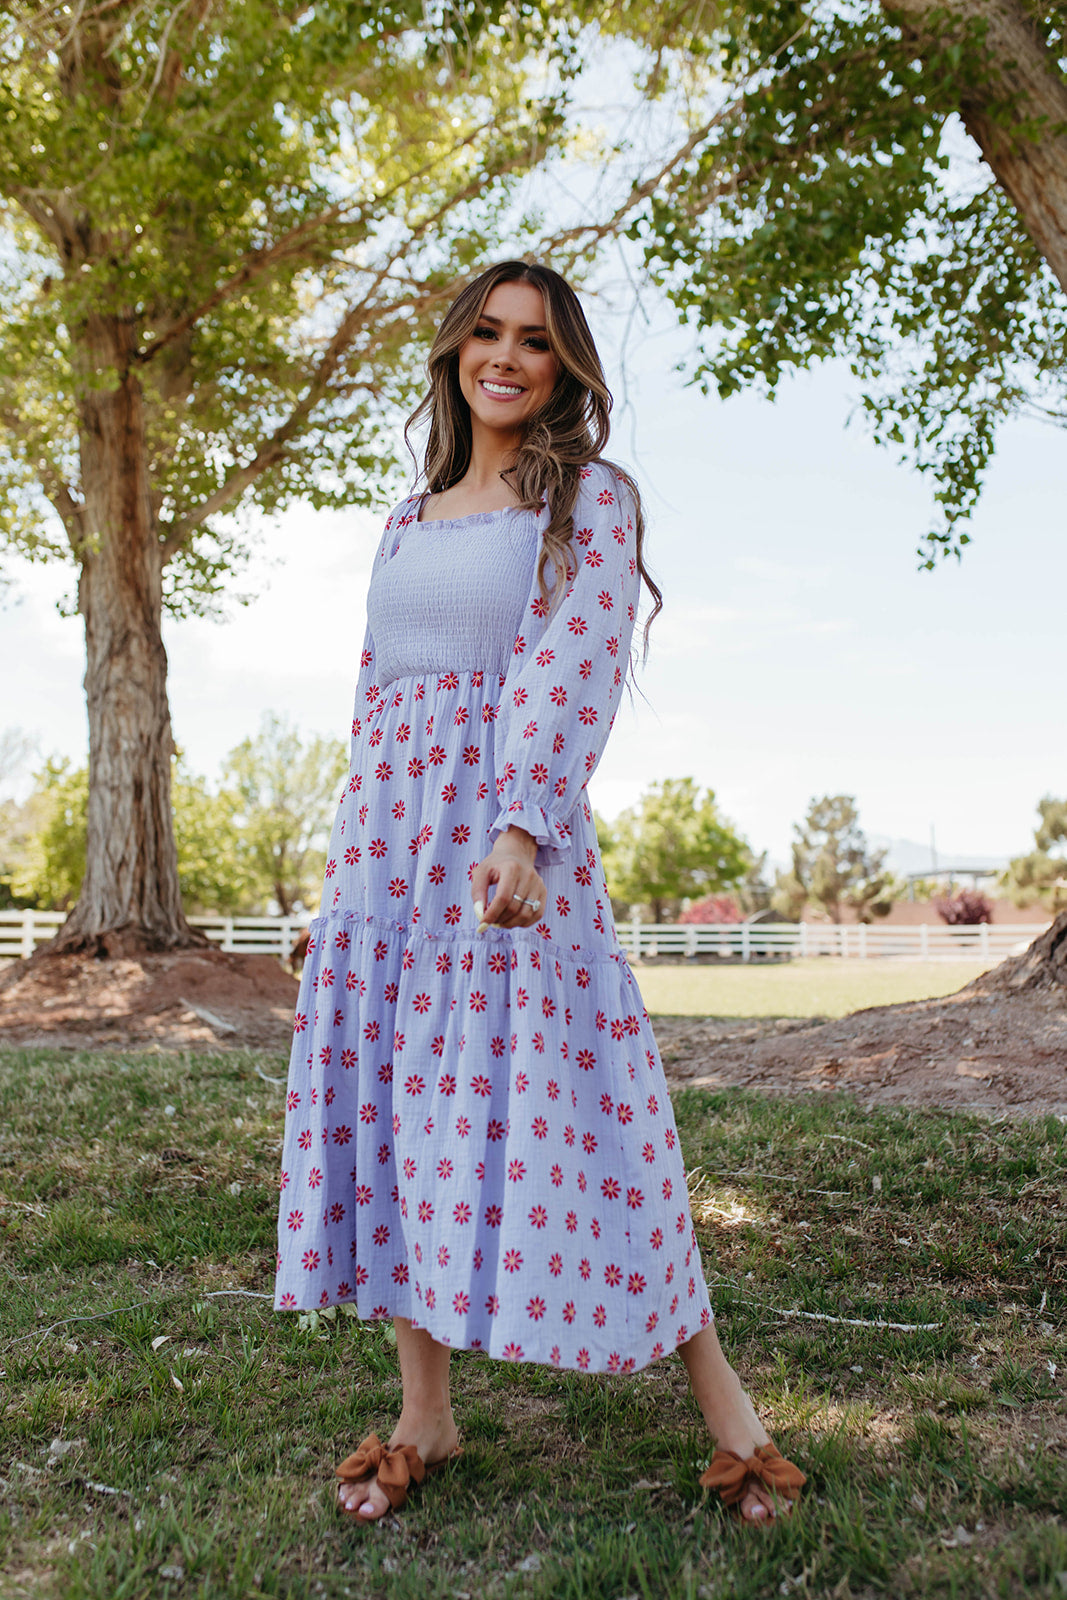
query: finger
[{"left": 470, "top": 858, "right": 492, "bottom": 913}]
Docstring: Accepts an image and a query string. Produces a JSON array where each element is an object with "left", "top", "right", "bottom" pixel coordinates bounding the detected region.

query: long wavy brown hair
[{"left": 405, "top": 260, "right": 662, "bottom": 653}]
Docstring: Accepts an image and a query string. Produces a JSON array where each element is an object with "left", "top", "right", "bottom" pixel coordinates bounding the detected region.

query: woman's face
[{"left": 457, "top": 280, "right": 561, "bottom": 442}]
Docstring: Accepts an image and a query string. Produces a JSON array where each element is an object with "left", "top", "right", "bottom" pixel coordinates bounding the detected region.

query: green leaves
[
  {"left": 0, "top": 1, "right": 572, "bottom": 605},
  {"left": 598, "top": 776, "right": 749, "bottom": 921},
  {"left": 1002, "top": 795, "right": 1067, "bottom": 912},
  {"left": 629, "top": 0, "right": 1067, "bottom": 560},
  {"left": 776, "top": 792, "right": 894, "bottom": 924},
  {"left": 5, "top": 716, "right": 348, "bottom": 916}
]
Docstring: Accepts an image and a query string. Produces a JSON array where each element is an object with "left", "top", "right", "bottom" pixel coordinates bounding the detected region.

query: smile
[{"left": 480, "top": 380, "right": 525, "bottom": 397}]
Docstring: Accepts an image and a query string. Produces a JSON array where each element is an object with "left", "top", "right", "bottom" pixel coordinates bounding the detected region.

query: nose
[{"left": 491, "top": 335, "right": 519, "bottom": 370}]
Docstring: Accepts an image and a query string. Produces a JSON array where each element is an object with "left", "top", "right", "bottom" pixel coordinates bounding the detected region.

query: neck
[{"left": 465, "top": 420, "right": 521, "bottom": 490}]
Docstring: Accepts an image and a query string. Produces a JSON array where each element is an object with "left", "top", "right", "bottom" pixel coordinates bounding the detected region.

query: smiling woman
[{"left": 273, "top": 259, "right": 806, "bottom": 1528}]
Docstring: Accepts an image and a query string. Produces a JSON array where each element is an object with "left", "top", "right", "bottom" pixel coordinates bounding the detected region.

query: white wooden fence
[
  {"left": 0, "top": 908, "right": 1047, "bottom": 964},
  {"left": 618, "top": 918, "right": 1044, "bottom": 963},
  {"left": 0, "top": 910, "right": 312, "bottom": 961}
]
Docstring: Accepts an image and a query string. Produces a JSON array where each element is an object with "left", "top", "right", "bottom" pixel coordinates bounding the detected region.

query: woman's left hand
[{"left": 470, "top": 827, "right": 546, "bottom": 931}]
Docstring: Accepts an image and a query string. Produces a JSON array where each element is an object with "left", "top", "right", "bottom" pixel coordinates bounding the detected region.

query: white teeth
[{"left": 482, "top": 381, "right": 523, "bottom": 395}]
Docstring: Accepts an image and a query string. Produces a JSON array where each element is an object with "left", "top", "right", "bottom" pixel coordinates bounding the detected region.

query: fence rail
[
  {"left": 0, "top": 910, "right": 312, "bottom": 961},
  {"left": 0, "top": 908, "right": 1047, "bottom": 964},
  {"left": 618, "top": 919, "right": 1044, "bottom": 962}
]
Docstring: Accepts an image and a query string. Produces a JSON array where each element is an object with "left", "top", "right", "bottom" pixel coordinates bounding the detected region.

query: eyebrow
[{"left": 477, "top": 314, "right": 548, "bottom": 332}]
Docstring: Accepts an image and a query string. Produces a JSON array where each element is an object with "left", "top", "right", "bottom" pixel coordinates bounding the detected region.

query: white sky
[{"left": 2, "top": 278, "right": 1062, "bottom": 867}]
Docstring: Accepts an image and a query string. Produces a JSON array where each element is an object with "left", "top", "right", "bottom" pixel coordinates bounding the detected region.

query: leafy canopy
[
  {"left": 599, "top": 776, "right": 749, "bottom": 919},
  {"left": 0, "top": 1, "right": 582, "bottom": 612},
  {"left": 774, "top": 792, "right": 893, "bottom": 923},
  {"left": 629, "top": 0, "right": 1067, "bottom": 562},
  {"left": 1003, "top": 796, "right": 1067, "bottom": 912}
]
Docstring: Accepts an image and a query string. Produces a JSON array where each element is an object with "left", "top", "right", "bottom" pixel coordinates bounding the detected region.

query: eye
[
  {"left": 525, "top": 337, "right": 550, "bottom": 352},
  {"left": 472, "top": 325, "right": 496, "bottom": 340}
]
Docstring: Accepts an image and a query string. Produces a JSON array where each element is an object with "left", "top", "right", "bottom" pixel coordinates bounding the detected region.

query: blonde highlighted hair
[{"left": 405, "top": 260, "right": 662, "bottom": 652}]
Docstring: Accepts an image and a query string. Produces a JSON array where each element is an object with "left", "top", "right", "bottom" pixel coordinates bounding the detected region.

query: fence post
[
  {"left": 920, "top": 922, "right": 929, "bottom": 960},
  {"left": 21, "top": 908, "right": 35, "bottom": 959},
  {"left": 741, "top": 921, "right": 751, "bottom": 963},
  {"left": 685, "top": 924, "right": 697, "bottom": 959},
  {"left": 799, "top": 921, "right": 808, "bottom": 958},
  {"left": 980, "top": 921, "right": 990, "bottom": 960},
  {"left": 629, "top": 913, "right": 642, "bottom": 961},
  {"left": 858, "top": 922, "right": 868, "bottom": 959},
  {"left": 280, "top": 917, "right": 293, "bottom": 958},
  {"left": 223, "top": 916, "right": 234, "bottom": 952}
]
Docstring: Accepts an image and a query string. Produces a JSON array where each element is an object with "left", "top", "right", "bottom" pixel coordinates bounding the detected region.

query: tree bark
[
  {"left": 50, "top": 311, "right": 202, "bottom": 955},
  {"left": 886, "top": 0, "right": 1067, "bottom": 292}
]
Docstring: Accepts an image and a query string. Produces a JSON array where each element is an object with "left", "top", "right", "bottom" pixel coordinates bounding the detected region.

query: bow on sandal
[
  {"left": 699, "top": 1442, "right": 806, "bottom": 1518},
  {"left": 335, "top": 1432, "right": 460, "bottom": 1517}
]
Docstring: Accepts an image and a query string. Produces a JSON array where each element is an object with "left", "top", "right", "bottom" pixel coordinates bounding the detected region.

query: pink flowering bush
[{"left": 934, "top": 888, "right": 993, "bottom": 925}]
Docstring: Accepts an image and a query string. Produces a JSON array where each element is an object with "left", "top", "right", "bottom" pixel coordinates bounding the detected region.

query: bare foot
[{"left": 337, "top": 1414, "right": 460, "bottom": 1521}]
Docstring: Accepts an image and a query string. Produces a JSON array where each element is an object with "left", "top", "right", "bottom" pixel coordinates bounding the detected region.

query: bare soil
[
  {"left": 0, "top": 947, "right": 299, "bottom": 1052},
  {"left": 1, "top": 917, "right": 1064, "bottom": 1114}
]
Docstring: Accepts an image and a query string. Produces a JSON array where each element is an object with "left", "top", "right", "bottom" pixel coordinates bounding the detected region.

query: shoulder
[{"left": 378, "top": 492, "right": 422, "bottom": 559}]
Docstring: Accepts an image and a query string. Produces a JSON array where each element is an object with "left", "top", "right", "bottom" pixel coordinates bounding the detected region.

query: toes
[{"left": 338, "top": 1479, "right": 390, "bottom": 1520}]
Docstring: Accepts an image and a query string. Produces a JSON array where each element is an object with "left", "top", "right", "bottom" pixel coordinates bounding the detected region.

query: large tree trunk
[
  {"left": 886, "top": 0, "right": 1067, "bottom": 292},
  {"left": 50, "top": 312, "right": 201, "bottom": 955}
]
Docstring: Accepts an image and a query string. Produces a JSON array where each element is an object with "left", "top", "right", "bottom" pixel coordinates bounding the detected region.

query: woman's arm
[{"left": 486, "top": 462, "right": 641, "bottom": 867}]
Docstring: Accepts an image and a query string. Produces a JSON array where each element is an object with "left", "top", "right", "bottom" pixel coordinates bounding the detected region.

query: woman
[{"left": 273, "top": 261, "right": 805, "bottom": 1525}]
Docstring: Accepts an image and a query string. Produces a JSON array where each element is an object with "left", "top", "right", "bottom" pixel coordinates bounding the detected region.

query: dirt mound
[
  {"left": 0, "top": 947, "right": 299, "bottom": 1051},
  {"left": 656, "top": 978, "right": 1067, "bottom": 1117}
]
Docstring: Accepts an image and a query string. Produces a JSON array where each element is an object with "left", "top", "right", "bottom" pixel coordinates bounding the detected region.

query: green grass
[
  {"left": 1, "top": 1047, "right": 1065, "bottom": 1600},
  {"left": 632, "top": 958, "right": 993, "bottom": 1018}
]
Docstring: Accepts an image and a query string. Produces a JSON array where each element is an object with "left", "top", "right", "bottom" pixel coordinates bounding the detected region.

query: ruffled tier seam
[{"left": 306, "top": 905, "right": 629, "bottom": 972}]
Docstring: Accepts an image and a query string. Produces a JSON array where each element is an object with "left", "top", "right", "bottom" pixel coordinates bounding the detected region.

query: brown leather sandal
[
  {"left": 699, "top": 1442, "right": 806, "bottom": 1521},
  {"left": 335, "top": 1432, "right": 461, "bottom": 1519}
]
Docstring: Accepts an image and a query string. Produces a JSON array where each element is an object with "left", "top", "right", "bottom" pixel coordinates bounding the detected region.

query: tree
[
  {"left": 630, "top": 0, "right": 1067, "bottom": 560},
  {"left": 775, "top": 794, "right": 894, "bottom": 923},
  {"left": 600, "top": 777, "right": 749, "bottom": 922},
  {"left": 223, "top": 714, "right": 347, "bottom": 916},
  {"left": 1003, "top": 796, "right": 1067, "bottom": 912},
  {"left": 10, "top": 755, "right": 252, "bottom": 914},
  {"left": 0, "top": 1, "right": 582, "bottom": 954}
]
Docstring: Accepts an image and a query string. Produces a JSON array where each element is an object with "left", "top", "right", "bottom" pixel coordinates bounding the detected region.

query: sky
[{"left": 1, "top": 280, "right": 1062, "bottom": 871}]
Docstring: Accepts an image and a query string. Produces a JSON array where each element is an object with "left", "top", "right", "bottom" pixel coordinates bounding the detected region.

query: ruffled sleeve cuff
[{"left": 488, "top": 799, "right": 573, "bottom": 868}]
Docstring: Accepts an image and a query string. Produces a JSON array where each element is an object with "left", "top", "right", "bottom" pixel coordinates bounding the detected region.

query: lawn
[
  {"left": 1, "top": 1047, "right": 1064, "bottom": 1600},
  {"left": 632, "top": 959, "right": 993, "bottom": 1018}
]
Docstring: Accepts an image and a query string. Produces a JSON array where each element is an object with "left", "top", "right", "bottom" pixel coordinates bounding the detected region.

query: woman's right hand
[{"left": 470, "top": 827, "right": 546, "bottom": 931}]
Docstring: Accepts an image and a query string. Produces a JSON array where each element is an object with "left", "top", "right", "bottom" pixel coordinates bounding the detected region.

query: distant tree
[
  {"left": 9, "top": 759, "right": 88, "bottom": 911},
  {"left": 223, "top": 714, "right": 347, "bottom": 916},
  {"left": 934, "top": 887, "right": 993, "bottom": 925},
  {"left": 600, "top": 778, "right": 748, "bottom": 923},
  {"left": 1002, "top": 797, "right": 1067, "bottom": 913},
  {"left": 735, "top": 848, "right": 773, "bottom": 917},
  {"left": 775, "top": 795, "right": 895, "bottom": 924},
  {"left": 677, "top": 895, "right": 742, "bottom": 925},
  {"left": 0, "top": 726, "right": 41, "bottom": 906},
  {"left": 11, "top": 757, "right": 251, "bottom": 914}
]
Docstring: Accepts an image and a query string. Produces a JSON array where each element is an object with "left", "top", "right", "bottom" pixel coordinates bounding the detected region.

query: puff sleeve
[{"left": 489, "top": 463, "right": 640, "bottom": 865}]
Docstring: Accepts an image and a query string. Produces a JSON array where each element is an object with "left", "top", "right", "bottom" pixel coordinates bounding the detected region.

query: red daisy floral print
[{"left": 274, "top": 466, "right": 713, "bottom": 1371}]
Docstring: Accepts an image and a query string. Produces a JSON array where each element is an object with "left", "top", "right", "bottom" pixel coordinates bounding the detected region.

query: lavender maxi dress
[{"left": 274, "top": 463, "right": 714, "bottom": 1373}]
